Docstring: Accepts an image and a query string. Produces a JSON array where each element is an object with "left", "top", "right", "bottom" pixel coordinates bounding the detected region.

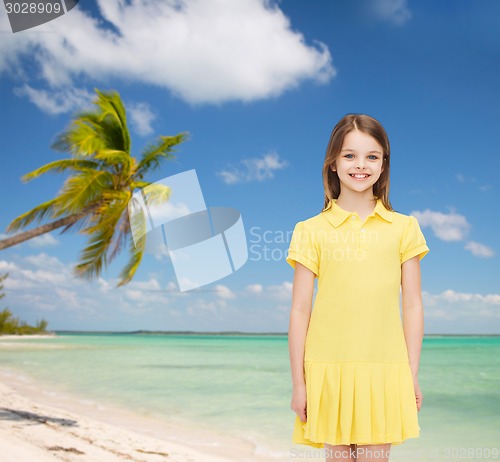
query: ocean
[{"left": 0, "top": 333, "right": 499, "bottom": 461}]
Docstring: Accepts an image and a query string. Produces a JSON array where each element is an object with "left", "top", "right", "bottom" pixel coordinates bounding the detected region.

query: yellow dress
[{"left": 286, "top": 198, "right": 429, "bottom": 447}]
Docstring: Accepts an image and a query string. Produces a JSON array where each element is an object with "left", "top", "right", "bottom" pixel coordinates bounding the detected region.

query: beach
[
  {"left": 0, "top": 334, "right": 288, "bottom": 462},
  {"left": 0, "top": 371, "right": 257, "bottom": 462}
]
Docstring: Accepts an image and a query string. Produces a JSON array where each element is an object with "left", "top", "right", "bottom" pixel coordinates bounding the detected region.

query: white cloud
[
  {"left": 217, "top": 170, "right": 239, "bottom": 185},
  {"left": 125, "top": 289, "right": 145, "bottom": 301},
  {"left": 16, "top": 292, "right": 58, "bottom": 312},
  {"left": 268, "top": 281, "right": 293, "bottom": 300},
  {"left": 0, "top": 260, "right": 18, "bottom": 272},
  {"left": 25, "top": 253, "right": 65, "bottom": 269},
  {"left": 28, "top": 233, "right": 59, "bottom": 248},
  {"left": 121, "top": 277, "right": 170, "bottom": 309},
  {"left": 423, "top": 290, "right": 500, "bottom": 320},
  {"left": 437, "top": 289, "right": 500, "bottom": 305},
  {"left": 166, "top": 281, "right": 177, "bottom": 291},
  {"left": 218, "top": 151, "right": 287, "bottom": 184},
  {"left": 370, "top": 0, "right": 412, "bottom": 26},
  {"left": 54, "top": 288, "right": 80, "bottom": 309},
  {"left": 214, "top": 284, "right": 236, "bottom": 299},
  {"left": 412, "top": 209, "right": 494, "bottom": 259},
  {"left": 98, "top": 277, "right": 111, "bottom": 294},
  {"left": 246, "top": 284, "right": 263, "bottom": 294},
  {"left": 0, "top": 254, "right": 172, "bottom": 320},
  {"left": 128, "top": 102, "right": 155, "bottom": 136},
  {"left": 186, "top": 299, "right": 220, "bottom": 316},
  {"left": 5, "top": 255, "right": 70, "bottom": 291},
  {"left": 13, "top": 85, "right": 94, "bottom": 115},
  {"left": 226, "top": 281, "right": 292, "bottom": 300},
  {"left": 464, "top": 241, "right": 495, "bottom": 258},
  {"left": 0, "top": 0, "right": 334, "bottom": 106},
  {"left": 411, "top": 209, "right": 471, "bottom": 241},
  {"left": 130, "top": 278, "right": 162, "bottom": 291}
]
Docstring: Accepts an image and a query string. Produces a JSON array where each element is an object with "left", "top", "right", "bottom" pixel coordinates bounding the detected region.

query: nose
[{"left": 356, "top": 161, "right": 365, "bottom": 169}]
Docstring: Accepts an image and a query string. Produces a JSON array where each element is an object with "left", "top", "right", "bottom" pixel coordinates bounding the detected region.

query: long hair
[{"left": 322, "top": 113, "right": 393, "bottom": 211}]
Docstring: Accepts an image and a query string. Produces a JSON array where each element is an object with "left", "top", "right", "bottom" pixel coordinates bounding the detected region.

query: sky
[{"left": 0, "top": 0, "right": 499, "bottom": 334}]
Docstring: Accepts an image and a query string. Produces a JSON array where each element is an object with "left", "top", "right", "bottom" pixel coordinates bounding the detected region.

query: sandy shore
[
  {"left": 0, "top": 334, "right": 58, "bottom": 339},
  {"left": 0, "top": 377, "right": 246, "bottom": 462},
  {"left": 0, "top": 364, "right": 283, "bottom": 462}
]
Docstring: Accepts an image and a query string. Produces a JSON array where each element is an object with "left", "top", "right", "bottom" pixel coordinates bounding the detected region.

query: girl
[{"left": 287, "top": 114, "right": 428, "bottom": 462}]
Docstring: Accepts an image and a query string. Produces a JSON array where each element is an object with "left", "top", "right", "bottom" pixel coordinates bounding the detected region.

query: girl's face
[{"left": 331, "top": 130, "right": 385, "bottom": 195}]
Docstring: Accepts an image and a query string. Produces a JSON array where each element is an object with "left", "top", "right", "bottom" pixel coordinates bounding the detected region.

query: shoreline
[
  {"left": 0, "top": 376, "right": 232, "bottom": 461},
  {"left": 0, "top": 366, "right": 283, "bottom": 462},
  {"left": 0, "top": 334, "right": 57, "bottom": 339}
]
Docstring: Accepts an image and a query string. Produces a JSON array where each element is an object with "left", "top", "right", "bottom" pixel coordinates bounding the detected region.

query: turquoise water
[{"left": 0, "top": 334, "right": 499, "bottom": 460}]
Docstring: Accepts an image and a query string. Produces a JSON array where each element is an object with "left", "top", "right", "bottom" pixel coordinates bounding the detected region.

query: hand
[
  {"left": 413, "top": 378, "right": 423, "bottom": 412},
  {"left": 291, "top": 384, "right": 307, "bottom": 422}
]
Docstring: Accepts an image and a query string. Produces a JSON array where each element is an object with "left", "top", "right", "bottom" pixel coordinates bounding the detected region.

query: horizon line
[{"left": 40, "top": 330, "right": 500, "bottom": 337}]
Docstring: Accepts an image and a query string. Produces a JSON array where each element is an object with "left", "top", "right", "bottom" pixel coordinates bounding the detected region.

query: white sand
[
  {"left": 0, "top": 334, "right": 57, "bottom": 339},
  {"left": 0, "top": 377, "right": 248, "bottom": 462},
  {"left": 0, "top": 342, "right": 284, "bottom": 462}
]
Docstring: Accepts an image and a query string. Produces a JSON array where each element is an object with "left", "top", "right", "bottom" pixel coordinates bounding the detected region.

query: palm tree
[{"left": 0, "top": 89, "right": 188, "bottom": 287}]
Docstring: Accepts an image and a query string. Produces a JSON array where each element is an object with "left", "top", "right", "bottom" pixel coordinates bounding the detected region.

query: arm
[
  {"left": 288, "top": 262, "right": 315, "bottom": 421},
  {"left": 401, "top": 255, "right": 424, "bottom": 380}
]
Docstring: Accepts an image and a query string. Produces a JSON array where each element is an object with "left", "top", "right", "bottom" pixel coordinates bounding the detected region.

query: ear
[{"left": 330, "top": 163, "right": 336, "bottom": 172}]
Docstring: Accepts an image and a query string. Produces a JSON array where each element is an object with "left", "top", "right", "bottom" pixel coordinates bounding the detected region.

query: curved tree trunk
[{"left": 0, "top": 204, "right": 101, "bottom": 251}]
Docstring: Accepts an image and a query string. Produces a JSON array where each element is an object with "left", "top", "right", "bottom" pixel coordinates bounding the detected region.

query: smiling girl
[{"left": 287, "top": 114, "right": 429, "bottom": 461}]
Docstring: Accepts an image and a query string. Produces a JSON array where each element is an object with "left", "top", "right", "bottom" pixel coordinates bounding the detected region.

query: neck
[{"left": 335, "top": 190, "right": 377, "bottom": 213}]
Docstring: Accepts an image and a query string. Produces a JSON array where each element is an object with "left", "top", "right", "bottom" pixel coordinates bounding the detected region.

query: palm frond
[
  {"left": 93, "top": 149, "right": 129, "bottom": 163},
  {"left": 116, "top": 234, "right": 145, "bottom": 287},
  {"left": 82, "top": 190, "right": 131, "bottom": 235},
  {"left": 21, "top": 159, "right": 100, "bottom": 183},
  {"left": 93, "top": 149, "right": 132, "bottom": 173},
  {"left": 108, "top": 211, "right": 130, "bottom": 263},
  {"left": 55, "top": 169, "right": 115, "bottom": 215},
  {"left": 6, "top": 198, "right": 61, "bottom": 232},
  {"left": 73, "top": 190, "right": 137, "bottom": 283},
  {"left": 94, "top": 89, "right": 131, "bottom": 153},
  {"left": 130, "top": 180, "right": 152, "bottom": 190},
  {"left": 51, "top": 89, "right": 131, "bottom": 156},
  {"left": 135, "top": 132, "right": 188, "bottom": 177},
  {"left": 51, "top": 114, "right": 107, "bottom": 156},
  {"left": 72, "top": 222, "right": 116, "bottom": 281}
]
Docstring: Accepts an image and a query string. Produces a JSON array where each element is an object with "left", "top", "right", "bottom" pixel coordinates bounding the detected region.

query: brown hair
[{"left": 322, "top": 113, "right": 393, "bottom": 212}]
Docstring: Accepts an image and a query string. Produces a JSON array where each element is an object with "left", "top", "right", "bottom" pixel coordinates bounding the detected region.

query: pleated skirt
[{"left": 292, "top": 360, "right": 421, "bottom": 447}]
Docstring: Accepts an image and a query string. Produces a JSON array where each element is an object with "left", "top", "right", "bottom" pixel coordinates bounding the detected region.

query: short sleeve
[
  {"left": 400, "top": 215, "right": 430, "bottom": 264},
  {"left": 286, "top": 221, "right": 319, "bottom": 276}
]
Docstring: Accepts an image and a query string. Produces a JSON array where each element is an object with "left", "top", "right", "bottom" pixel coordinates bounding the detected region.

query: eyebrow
[{"left": 341, "top": 149, "right": 382, "bottom": 154}]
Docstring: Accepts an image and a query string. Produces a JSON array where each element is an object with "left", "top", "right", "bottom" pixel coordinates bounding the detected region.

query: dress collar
[{"left": 321, "top": 198, "right": 393, "bottom": 228}]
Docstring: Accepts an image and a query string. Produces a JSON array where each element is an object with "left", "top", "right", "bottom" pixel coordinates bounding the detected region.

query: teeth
[{"left": 351, "top": 174, "right": 369, "bottom": 178}]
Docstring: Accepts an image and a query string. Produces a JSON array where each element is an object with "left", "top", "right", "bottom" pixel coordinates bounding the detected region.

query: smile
[{"left": 349, "top": 174, "right": 370, "bottom": 180}]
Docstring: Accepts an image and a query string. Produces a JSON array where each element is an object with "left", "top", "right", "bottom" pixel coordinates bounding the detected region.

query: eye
[
  {"left": 344, "top": 154, "right": 354, "bottom": 159},
  {"left": 368, "top": 155, "right": 379, "bottom": 160}
]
